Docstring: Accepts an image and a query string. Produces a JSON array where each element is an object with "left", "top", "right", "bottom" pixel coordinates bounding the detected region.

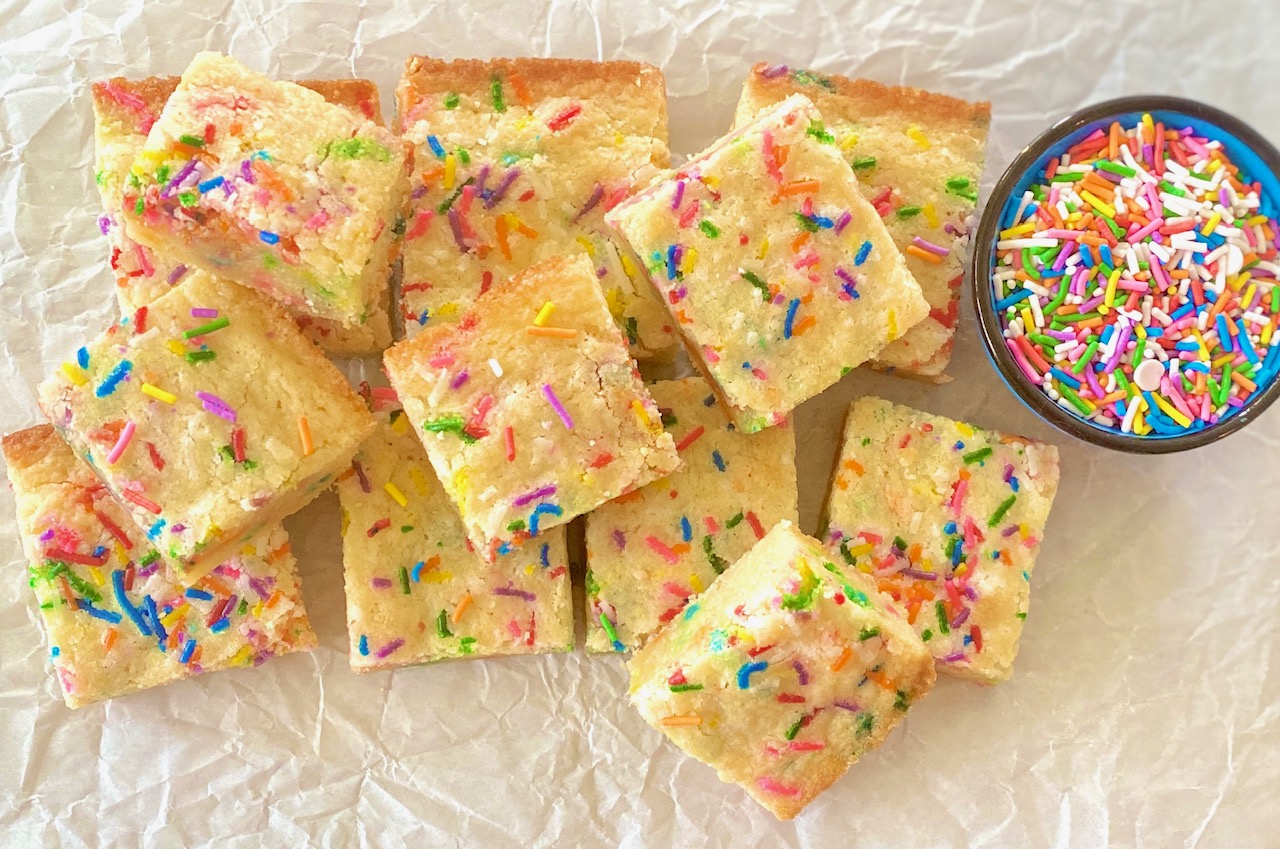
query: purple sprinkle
[
  {"left": 167, "top": 265, "right": 189, "bottom": 286},
  {"left": 942, "top": 651, "right": 966, "bottom": 663},
  {"left": 170, "top": 524, "right": 186, "bottom": 533},
  {"left": 449, "top": 371, "right": 470, "bottom": 390},
  {"left": 833, "top": 700, "right": 861, "bottom": 712},
  {"left": 596, "top": 266, "right": 608, "bottom": 279},
  {"left": 249, "top": 576, "right": 272, "bottom": 600},
  {"left": 1002, "top": 464, "right": 1014, "bottom": 483},
  {"left": 411, "top": 184, "right": 429, "bottom": 200},
  {"left": 901, "top": 568, "right": 939, "bottom": 581},
  {"left": 493, "top": 586, "right": 537, "bottom": 602},
  {"left": 762, "top": 64, "right": 789, "bottom": 79},
  {"left": 833, "top": 211, "right": 852, "bottom": 234},
  {"left": 1002, "top": 526, "right": 1019, "bottom": 538},
  {"left": 483, "top": 168, "right": 521, "bottom": 209},
  {"left": 473, "top": 164, "right": 491, "bottom": 195},
  {"left": 138, "top": 561, "right": 161, "bottom": 578},
  {"left": 791, "top": 659, "right": 810, "bottom": 685},
  {"left": 164, "top": 159, "right": 198, "bottom": 196},
  {"left": 196, "top": 391, "right": 237, "bottom": 423},
  {"left": 98, "top": 215, "right": 111, "bottom": 235},
  {"left": 574, "top": 183, "right": 604, "bottom": 222},
  {"left": 353, "top": 460, "right": 372, "bottom": 494},
  {"left": 371, "top": 577, "right": 393, "bottom": 589},
  {"left": 376, "top": 638, "right": 405, "bottom": 659},
  {"left": 513, "top": 484, "right": 557, "bottom": 507},
  {"left": 447, "top": 208, "right": 469, "bottom": 252},
  {"left": 612, "top": 530, "right": 626, "bottom": 550},
  {"left": 191, "top": 308, "right": 219, "bottom": 319},
  {"left": 950, "top": 607, "right": 971, "bottom": 629},
  {"left": 542, "top": 384, "right": 573, "bottom": 430},
  {"left": 670, "top": 180, "right": 685, "bottom": 211},
  {"left": 39, "top": 529, "right": 54, "bottom": 541},
  {"left": 963, "top": 584, "right": 978, "bottom": 601},
  {"left": 240, "top": 160, "right": 255, "bottom": 183}
]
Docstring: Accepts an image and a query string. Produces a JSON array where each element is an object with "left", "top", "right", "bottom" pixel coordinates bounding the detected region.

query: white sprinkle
[{"left": 488, "top": 358, "right": 503, "bottom": 377}]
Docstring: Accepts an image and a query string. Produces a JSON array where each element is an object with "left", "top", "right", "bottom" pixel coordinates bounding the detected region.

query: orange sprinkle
[
  {"left": 101, "top": 628, "right": 118, "bottom": 652},
  {"left": 831, "top": 646, "right": 852, "bottom": 672},
  {"left": 672, "top": 543, "right": 691, "bottom": 556},
  {"left": 905, "top": 244, "right": 944, "bottom": 264},
  {"left": 525, "top": 326, "right": 577, "bottom": 339},
  {"left": 836, "top": 476, "right": 849, "bottom": 491},
  {"left": 775, "top": 144, "right": 790, "bottom": 168},
  {"left": 865, "top": 670, "right": 894, "bottom": 691},
  {"left": 57, "top": 576, "right": 75, "bottom": 609},
  {"left": 613, "top": 490, "right": 645, "bottom": 505},
  {"left": 513, "top": 221, "right": 538, "bottom": 239},
  {"left": 267, "top": 541, "right": 292, "bottom": 563},
  {"left": 495, "top": 215, "right": 512, "bottom": 260},
  {"left": 452, "top": 593, "right": 473, "bottom": 624},
  {"left": 190, "top": 646, "right": 203, "bottom": 665},
  {"left": 1231, "top": 371, "right": 1257, "bottom": 393},
  {"left": 776, "top": 179, "right": 820, "bottom": 197},
  {"left": 508, "top": 72, "right": 533, "bottom": 108},
  {"left": 201, "top": 576, "right": 233, "bottom": 597},
  {"left": 790, "top": 315, "right": 817, "bottom": 337},
  {"left": 297, "top": 416, "right": 314, "bottom": 457},
  {"left": 842, "top": 458, "right": 865, "bottom": 476},
  {"left": 790, "top": 231, "right": 810, "bottom": 253},
  {"left": 264, "top": 590, "right": 283, "bottom": 609},
  {"left": 661, "top": 714, "right": 702, "bottom": 727}
]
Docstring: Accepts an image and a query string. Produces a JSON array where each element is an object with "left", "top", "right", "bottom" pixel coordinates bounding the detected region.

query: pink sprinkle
[
  {"left": 106, "top": 421, "right": 136, "bottom": 464},
  {"left": 191, "top": 308, "right": 219, "bottom": 319},
  {"left": 542, "top": 384, "right": 573, "bottom": 430},
  {"left": 789, "top": 741, "right": 825, "bottom": 752},
  {"left": 756, "top": 777, "right": 801, "bottom": 797},
  {"left": 950, "top": 477, "right": 970, "bottom": 515},
  {"left": 645, "top": 536, "right": 680, "bottom": 565},
  {"left": 911, "top": 235, "right": 950, "bottom": 257},
  {"left": 134, "top": 243, "right": 154, "bottom": 277},
  {"left": 304, "top": 210, "right": 330, "bottom": 230}
]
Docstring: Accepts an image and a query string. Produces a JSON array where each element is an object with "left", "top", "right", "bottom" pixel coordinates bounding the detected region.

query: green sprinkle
[
  {"left": 792, "top": 69, "right": 835, "bottom": 91},
  {"left": 139, "top": 551, "right": 160, "bottom": 566},
  {"left": 859, "top": 626, "right": 880, "bottom": 641},
  {"left": 178, "top": 134, "right": 205, "bottom": 147},
  {"left": 936, "top": 601, "right": 950, "bottom": 635},
  {"left": 490, "top": 75, "right": 506, "bottom": 112},
  {"left": 185, "top": 350, "right": 217, "bottom": 364},
  {"left": 1016, "top": 611, "right": 1027, "bottom": 620},
  {"left": 740, "top": 270, "right": 770, "bottom": 300},
  {"left": 436, "top": 177, "right": 475, "bottom": 214},
  {"left": 599, "top": 611, "right": 621, "bottom": 644},
  {"left": 698, "top": 219, "right": 720, "bottom": 238},
  {"left": 1057, "top": 383, "right": 1092, "bottom": 416},
  {"left": 894, "top": 690, "right": 911, "bottom": 711},
  {"left": 945, "top": 175, "right": 978, "bottom": 201},
  {"left": 1050, "top": 171, "right": 1086, "bottom": 183},
  {"left": 781, "top": 565, "right": 820, "bottom": 611},
  {"left": 436, "top": 609, "right": 452, "bottom": 638},
  {"left": 892, "top": 535, "right": 908, "bottom": 552},
  {"left": 1158, "top": 180, "right": 1186, "bottom": 197},
  {"left": 1096, "top": 160, "right": 1136, "bottom": 178},
  {"left": 989, "top": 494, "right": 1017, "bottom": 527},
  {"left": 703, "top": 535, "right": 728, "bottom": 574},
  {"left": 856, "top": 714, "right": 874, "bottom": 737},
  {"left": 784, "top": 717, "right": 805, "bottom": 741},
  {"left": 806, "top": 122, "right": 835, "bottom": 144},
  {"left": 238, "top": 599, "right": 248, "bottom": 615},
  {"left": 623, "top": 316, "right": 639, "bottom": 346},
  {"left": 506, "top": 519, "right": 526, "bottom": 532},
  {"left": 851, "top": 155, "right": 877, "bottom": 171},
  {"left": 326, "top": 138, "right": 391, "bottom": 162},
  {"left": 794, "top": 212, "right": 820, "bottom": 232},
  {"left": 838, "top": 540, "right": 857, "bottom": 566},
  {"left": 177, "top": 192, "right": 198, "bottom": 208},
  {"left": 670, "top": 683, "right": 703, "bottom": 692},
  {"left": 134, "top": 197, "right": 145, "bottom": 216},
  {"left": 1058, "top": 311, "right": 1102, "bottom": 323},
  {"left": 1072, "top": 338, "right": 1100, "bottom": 374},
  {"left": 460, "top": 636, "right": 476, "bottom": 654},
  {"left": 444, "top": 92, "right": 460, "bottom": 110},
  {"left": 962, "top": 446, "right": 992, "bottom": 464},
  {"left": 946, "top": 176, "right": 972, "bottom": 190},
  {"left": 398, "top": 566, "right": 411, "bottom": 595},
  {"left": 922, "top": 628, "right": 933, "bottom": 641},
  {"left": 422, "top": 415, "right": 476, "bottom": 443},
  {"left": 456, "top": 147, "right": 471, "bottom": 165},
  {"left": 585, "top": 569, "right": 600, "bottom": 596},
  {"left": 726, "top": 512, "right": 745, "bottom": 529},
  {"left": 896, "top": 205, "right": 922, "bottom": 219},
  {"left": 183, "top": 317, "right": 230, "bottom": 339}
]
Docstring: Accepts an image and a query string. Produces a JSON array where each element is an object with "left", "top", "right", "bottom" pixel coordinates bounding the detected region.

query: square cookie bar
[
  {"left": 384, "top": 253, "right": 680, "bottom": 561},
  {"left": 3, "top": 425, "right": 315, "bottom": 709},
  {"left": 337, "top": 396, "right": 573, "bottom": 669},
  {"left": 820, "top": 397, "right": 1060, "bottom": 683},
  {"left": 607, "top": 94, "right": 928, "bottom": 432},
  {"left": 396, "top": 55, "right": 676, "bottom": 359},
  {"left": 735, "top": 64, "right": 991, "bottom": 381},
  {"left": 92, "top": 74, "right": 394, "bottom": 355},
  {"left": 122, "top": 52, "right": 412, "bottom": 330},
  {"left": 37, "top": 271, "right": 376, "bottom": 583},
  {"left": 628, "top": 520, "right": 935, "bottom": 820},
  {"left": 584, "top": 376, "right": 798, "bottom": 652}
]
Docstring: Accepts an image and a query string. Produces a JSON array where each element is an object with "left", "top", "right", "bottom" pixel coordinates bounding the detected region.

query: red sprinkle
[
  {"left": 146, "top": 442, "right": 165, "bottom": 471},
  {"left": 231, "top": 428, "right": 246, "bottom": 463},
  {"left": 134, "top": 306, "right": 148, "bottom": 334},
  {"left": 94, "top": 510, "right": 134, "bottom": 549},
  {"left": 45, "top": 547, "right": 107, "bottom": 566},
  {"left": 546, "top": 104, "right": 582, "bottom": 131},
  {"left": 122, "top": 489, "right": 161, "bottom": 514},
  {"left": 367, "top": 518, "right": 391, "bottom": 538},
  {"left": 776, "top": 693, "right": 806, "bottom": 704},
  {"left": 675, "top": 425, "right": 705, "bottom": 452},
  {"left": 746, "top": 511, "right": 765, "bottom": 539},
  {"left": 504, "top": 426, "right": 516, "bottom": 462}
]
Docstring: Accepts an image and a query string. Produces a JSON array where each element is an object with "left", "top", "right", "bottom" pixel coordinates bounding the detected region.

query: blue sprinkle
[
  {"left": 411, "top": 561, "right": 426, "bottom": 582},
  {"left": 812, "top": 215, "right": 834, "bottom": 229},
  {"left": 995, "top": 288, "right": 1032, "bottom": 311},
  {"left": 1099, "top": 244, "right": 1113, "bottom": 267},
  {"left": 1216, "top": 314, "right": 1234, "bottom": 352},
  {"left": 210, "top": 618, "right": 230, "bottom": 634},
  {"left": 711, "top": 450, "right": 726, "bottom": 472},
  {"left": 416, "top": 310, "right": 430, "bottom": 326},
  {"left": 1146, "top": 327, "right": 1163, "bottom": 338},
  {"left": 1099, "top": 324, "right": 1115, "bottom": 344},
  {"left": 427, "top": 135, "right": 446, "bottom": 158},
  {"left": 1236, "top": 320, "right": 1259, "bottom": 364},
  {"left": 783, "top": 298, "right": 801, "bottom": 339},
  {"left": 1079, "top": 244, "right": 1094, "bottom": 268},
  {"left": 1170, "top": 303, "right": 1195, "bottom": 322},
  {"left": 198, "top": 176, "right": 225, "bottom": 193},
  {"left": 259, "top": 231, "right": 280, "bottom": 245},
  {"left": 185, "top": 588, "right": 214, "bottom": 601},
  {"left": 1175, "top": 339, "right": 1200, "bottom": 351},
  {"left": 666, "top": 244, "right": 679, "bottom": 279},
  {"left": 1009, "top": 475, "right": 1020, "bottom": 493},
  {"left": 1050, "top": 368, "right": 1082, "bottom": 389},
  {"left": 951, "top": 539, "right": 964, "bottom": 567},
  {"left": 611, "top": 639, "right": 624, "bottom": 652},
  {"left": 76, "top": 598, "right": 123, "bottom": 624},
  {"left": 528, "top": 503, "right": 564, "bottom": 536},
  {"left": 497, "top": 542, "right": 512, "bottom": 556},
  {"left": 683, "top": 603, "right": 700, "bottom": 621},
  {"left": 179, "top": 639, "right": 197, "bottom": 664},
  {"left": 540, "top": 544, "right": 550, "bottom": 568},
  {"left": 703, "top": 395, "right": 716, "bottom": 407},
  {"left": 76, "top": 346, "right": 90, "bottom": 369},
  {"left": 953, "top": 441, "right": 965, "bottom": 450},
  {"left": 854, "top": 240, "right": 873, "bottom": 265},
  {"left": 991, "top": 550, "right": 1002, "bottom": 560},
  {"left": 95, "top": 360, "right": 133, "bottom": 398},
  {"left": 680, "top": 516, "right": 692, "bottom": 542},
  {"left": 112, "top": 570, "right": 151, "bottom": 637},
  {"left": 51, "top": 646, "right": 60, "bottom": 657},
  {"left": 841, "top": 281, "right": 860, "bottom": 299},
  {"left": 147, "top": 519, "right": 166, "bottom": 541},
  {"left": 738, "top": 660, "right": 768, "bottom": 689},
  {"left": 358, "top": 635, "right": 369, "bottom": 656},
  {"left": 145, "top": 596, "right": 167, "bottom": 643},
  {"left": 92, "top": 545, "right": 107, "bottom": 558},
  {"left": 944, "top": 521, "right": 958, "bottom": 534}
]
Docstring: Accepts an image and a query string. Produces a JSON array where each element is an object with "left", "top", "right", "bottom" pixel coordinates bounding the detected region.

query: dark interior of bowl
[{"left": 971, "top": 96, "right": 1280, "bottom": 454}]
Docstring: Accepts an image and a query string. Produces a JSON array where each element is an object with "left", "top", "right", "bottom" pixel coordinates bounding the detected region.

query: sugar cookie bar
[
  {"left": 607, "top": 94, "right": 928, "bottom": 432},
  {"left": 3, "top": 425, "right": 315, "bottom": 709},
  {"left": 735, "top": 65, "right": 991, "bottom": 381},
  {"left": 93, "top": 74, "right": 394, "bottom": 355},
  {"left": 37, "top": 271, "right": 376, "bottom": 583},
  {"left": 820, "top": 397, "right": 1060, "bottom": 682},
  {"left": 395, "top": 55, "right": 676, "bottom": 359},
  {"left": 337, "top": 398, "right": 573, "bottom": 669},
  {"left": 384, "top": 253, "right": 680, "bottom": 562},
  {"left": 628, "top": 520, "right": 935, "bottom": 820},
  {"left": 584, "top": 376, "right": 798, "bottom": 652},
  {"left": 122, "top": 52, "right": 412, "bottom": 330}
]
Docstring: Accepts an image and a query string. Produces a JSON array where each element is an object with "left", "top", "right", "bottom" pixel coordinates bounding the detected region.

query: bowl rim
[{"left": 970, "top": 94, "right": 1280, "bottom": 455}]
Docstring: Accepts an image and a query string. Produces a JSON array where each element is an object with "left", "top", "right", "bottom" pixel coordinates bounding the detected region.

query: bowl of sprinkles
[{"left": 972, "top": 96, "right": 1280, "bottom": 452}]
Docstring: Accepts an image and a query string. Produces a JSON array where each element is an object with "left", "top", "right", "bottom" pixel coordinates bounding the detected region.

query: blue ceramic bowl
[{"left": 971, "top": 96, "right": 1280, "bottom": 453}]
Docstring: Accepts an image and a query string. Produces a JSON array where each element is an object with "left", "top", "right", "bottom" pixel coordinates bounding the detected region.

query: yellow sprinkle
[
  {"left": 575, "top": 235, "right": 596, "bottom": 257},
  {"left": 906, "top": 125, "right": 931, "bottom": 150},
  {"left": 1206, "top": 158, "right": 1222, "bottom": 173},
  {"left": 514, "top": 115, "right": 533, "bottom": 132},
  {"left": 340, "top": 509, "right": 350, "bottom": 537},
  {"left": 1141, "top": 113, "right": 1154, "bottom": 132},
  {"left": 252, "top": 601, "right": 263, "bottom": 618},
  {"left": 1262, "top": 322, "right": 1273, "bottom": 347},
  {"left": 384, "top": 482, "right": 408, "bottom": 507},
  {"left": 1246, "top": 214, "right": 1268, "bottom": 226},
  {"left": 613, "top": 132, "right": 624, "bottom": 146},
  {"left": 160, "top": 603, "right": 189, "bottom": 628},
  {"left": 756, "top": 237, "right": 770, "bottom": 260},
  {"left": 620, "top": 252, "right": 638, "bottom": 278},
  {"left": 443, "top": 152, "right": 456, "bottom": 191},
  {"left": 1150, "top": 393, "right": 1192, "bottom": 427},
  {"left": 887, "top": 310, "right": 897, "bottom": 338},
  {"left": 845, "top": 542, "right": 874, "bottom": 558},
  {"left": 922, "top": 203, "right": 938, "bottom": 229},
  {"left": 230, "top": 646, "right": 255, "bottom": 666},
  {"left": 631, "top": 399, "right": 650, "bottom": 428},
  {"left": 856, "top": 562, "right": 873, "bottom": 573},
  {"left": 61, "top": 363, "right": 87, "bottom": 386},
  {"left": 680, "top": 246, "right": 698, "bottom": 274},
  {"left": 1134, "top": 323, "right": 1147, "bottom": 340},
  {"left": 1102, "top": 268, "right": 1121, "bottom": 310},
  {"left": 451, "top": 468, "right": 470, "bottom": 504},
  {"left": 1230, "top": 272, "right": 1251, "bottom": 293},
  {"left": 702, "top": 175, "right": 720, "bottom": 190},
  {"left": 113, "top": 543, "right": 127, "bottom": 564},
  {"left": 1201, "top": 211, "right": 1221, "bottom": 237},
  {"left": 1000, "top": 223, "right": 1037, "bottom": 239},
  {"left": 166, "top": 340, "right": 186, "bottom": 356},
  {"left": 604, "top": 288, "right": 626, "bottom": 321},
  {"left": 953, "top": 563, "right": 968, "bottom": 576},
  {"left": 955, "top": 422, "right": 975, "bottom": 437},
  {"left": 89, "top": 566, "right": 105, "bottom": 586},
  {"left": 1212, "top": 353, "right": 1236, "bottom": 368},
  {"left": 1079, "top": 190, "right": 1116, "bottom": 219},
  {"left": 1242, "top": 284, "right": 1257, "bottom": 310},
  {"left": 409, "top": 465, "right": 429, "bottom": 496},
  {"left": 419, "top": 570, "right": 454, "bottom": 584},
  {"left": 436, "top": 302, "right": 460, "bottom": 318},
  {"left": 534, "top": 300, "right": 556, "bottom": 326},
  {"left": 840, "top": 133, "right": 859, "bottom": 149},
  {"left": 1191, "top": 329, "right": 1210, "bottom": 359},
  {"left": 690, "top": 574, "right": 705, "bottom": 594},
  {"left": 390, "top": 414, "right": 410, "bottom": 435},
  {"left": 240, "top": 544, "right": 256, "bottom": 556},
  {"left": 1020, "top": 307, "right": 1034, "bottom": 331},
  {"left": 141, "top": 383, "right": 177, "bottom": 404}
]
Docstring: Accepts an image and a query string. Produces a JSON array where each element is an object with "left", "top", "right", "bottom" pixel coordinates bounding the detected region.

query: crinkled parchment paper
[{"left": 1, "top": 1, "right": 1278, "bottom": 846}]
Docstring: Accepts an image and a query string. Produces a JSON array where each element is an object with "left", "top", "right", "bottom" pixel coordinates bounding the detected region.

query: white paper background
[{"left": 2, "top": 1, "right": 1278, "bottom": 846}]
